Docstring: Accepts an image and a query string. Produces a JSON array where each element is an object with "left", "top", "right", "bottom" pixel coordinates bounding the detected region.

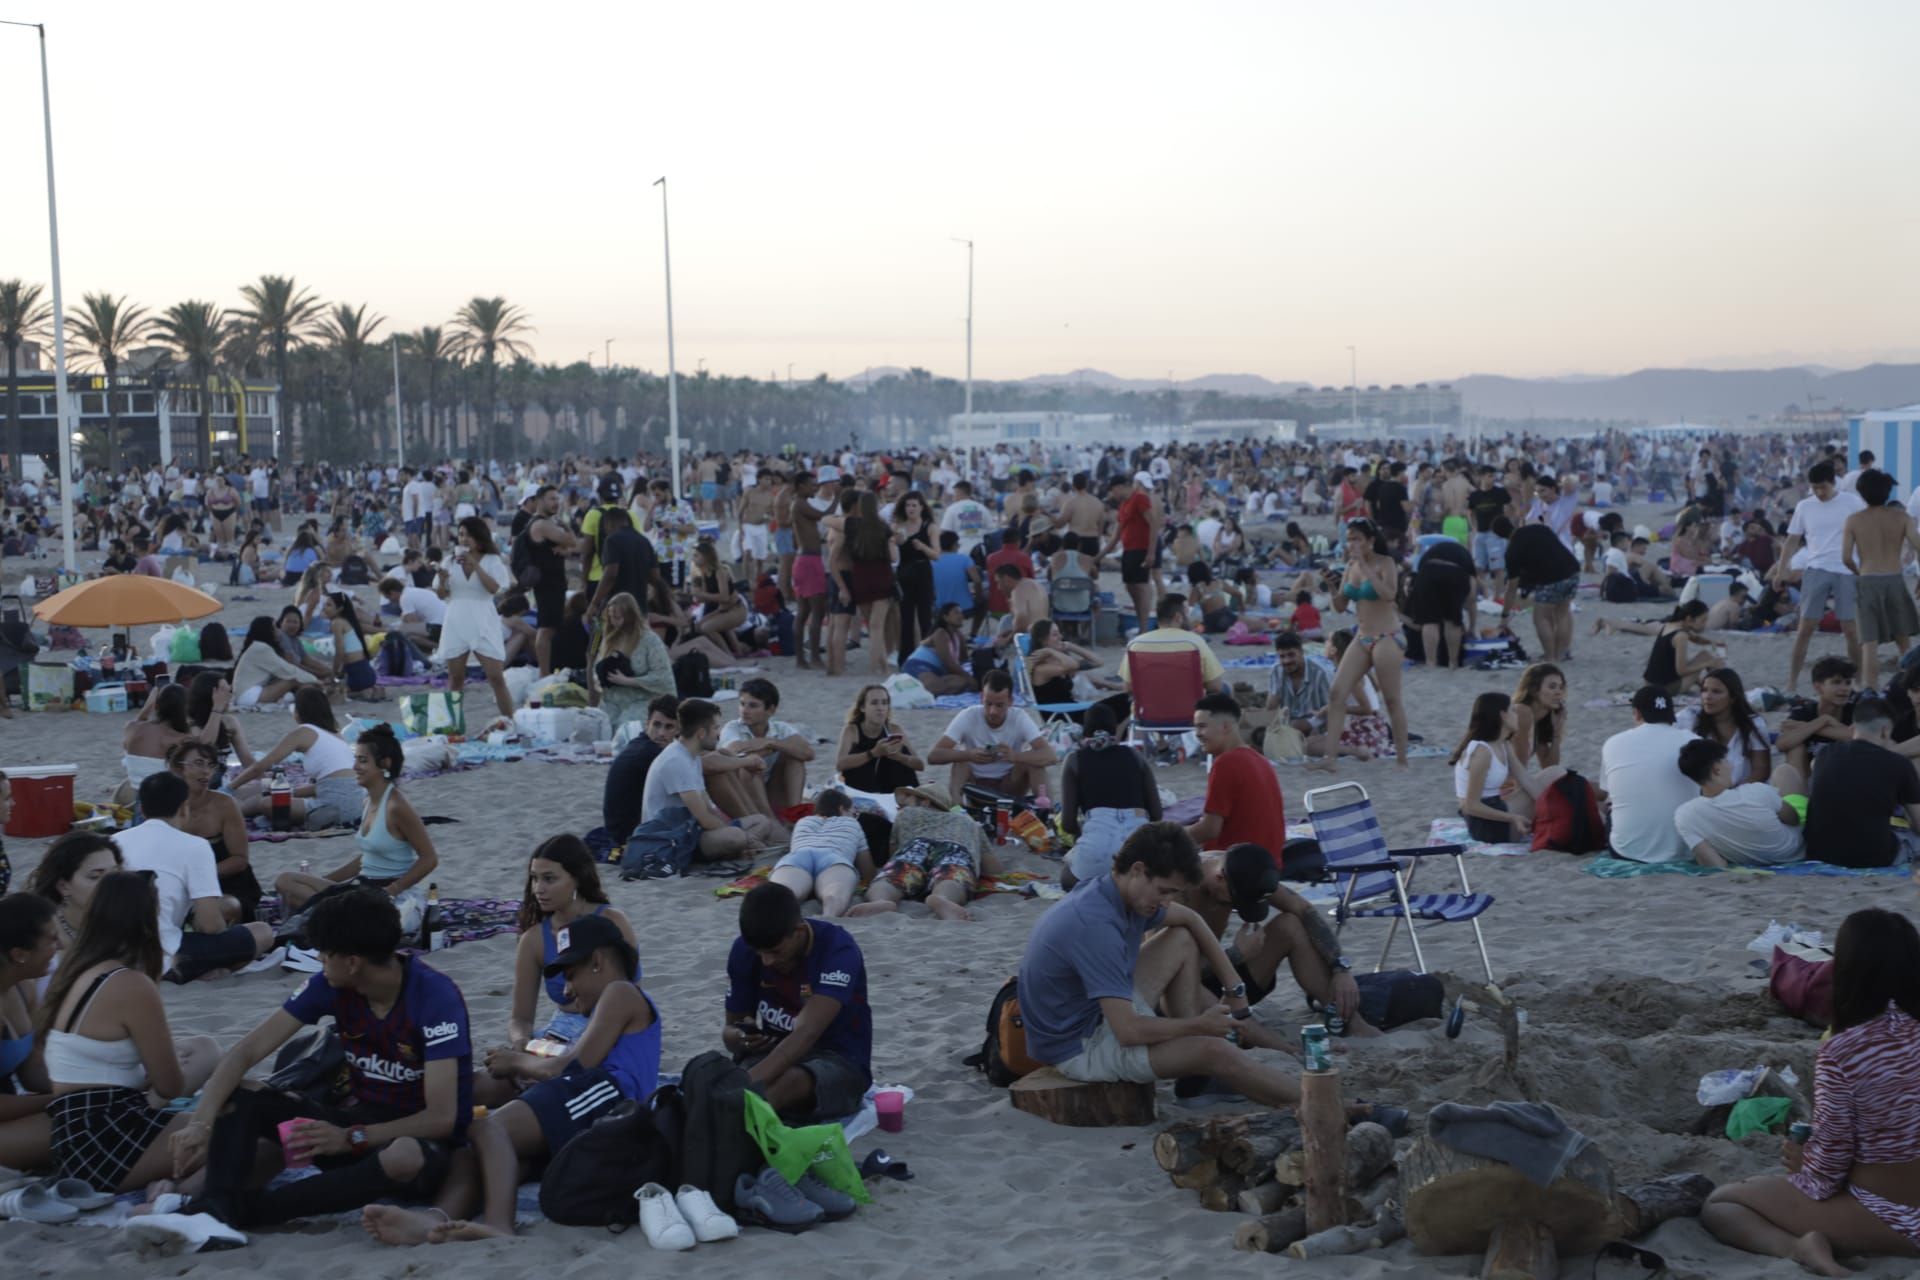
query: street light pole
[
  {"left": 952, "top": 238, "right": 973, "bottom": 434},
  {"left": 654, "top": 177, "right": 682, "bottom": 502},
  {"left": 391, "top": 335, "right": 404, "bottom": 469},
  {"left": 6, "top": 20, "right": 77, "bottom": 572},
  {"left": 1346, "top": 345, "right": 1358, "bottom": 429}
]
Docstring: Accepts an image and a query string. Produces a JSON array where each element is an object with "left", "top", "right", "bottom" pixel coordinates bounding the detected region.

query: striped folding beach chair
[
  {"left": 1011, "top": 632, "right": 1094, "bottom": 728},
  {"left": 1302, "top": 781, "right": 1496, "bottom": 981}
]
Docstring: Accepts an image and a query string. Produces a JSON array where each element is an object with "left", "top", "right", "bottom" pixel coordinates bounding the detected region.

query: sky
[{"left": 1, "top": 1, "right": 1916, "bottom": 387}]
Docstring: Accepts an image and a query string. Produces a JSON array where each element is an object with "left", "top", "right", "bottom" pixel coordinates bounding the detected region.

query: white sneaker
[
  {"left": 674, "top": 1185, "right": 739, "bottom": 1242},
  {"left": 635, "top": 1182, "right": 695, "bottom": 1251}
]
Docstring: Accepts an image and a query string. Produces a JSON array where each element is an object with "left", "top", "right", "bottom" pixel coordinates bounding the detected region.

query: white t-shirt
[
  {"left": 942, "top": 704, "right": 1043, "bottom": 781},
  {"left": 1673, "top": 783, "right": 1805, "bottom": 867},
  {"left": 940, "top": 500, "right": 992, "bottom": 554},
  {"left": 114, "top": 819, "right": 221, "bottom": 965},
  {"left": 1787, "top": 491, "right": 1866, "bottom": 573},
  {"left": 395, "top": 586, "right": 447, "bottom": 626},
  {"left": 249, "top": 467, "right": 270, "bottom": 499},
  {"left": 719, "top": 718, "right": 806, "bottom": 751},
  {"left": 639, "top": 739, "right": 707, "bottom": 825},
  {"left": 1603, "top": 545, "right": 1630, "bottom": 576},
  {"left": 1599, "top": 723, "right": 1699, "bottom": 863},
  {"left": 402, "top": 479, "right": 435, "bottom": 522}
]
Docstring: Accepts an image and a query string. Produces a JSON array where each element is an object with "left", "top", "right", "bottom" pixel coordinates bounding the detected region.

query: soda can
[
  {"left": 995, "top": 803, "right": 1012, "bottom": 842},
  {"left": 1301, "top": 1024, "right": 1332, "bottom": 1072},
  {"left": 1788, "top": 1122, "right": 1813, "bottom": 1144},
  {"left": 1324, "top": 1006, "right": 1346, "bottom": 1038}
]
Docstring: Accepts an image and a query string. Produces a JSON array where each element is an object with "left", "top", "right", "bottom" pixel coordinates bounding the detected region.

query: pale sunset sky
[{"left": 1, "top": 0, "right": 1915, "bottom": 386}]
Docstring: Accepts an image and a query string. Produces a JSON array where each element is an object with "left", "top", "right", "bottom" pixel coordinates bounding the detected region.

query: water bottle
[
  {"left": 269, "top": 768, "right": 293, "bottom": 833},
  {"left": 421, "top": 883, "right": 446, "bottom": 951}
]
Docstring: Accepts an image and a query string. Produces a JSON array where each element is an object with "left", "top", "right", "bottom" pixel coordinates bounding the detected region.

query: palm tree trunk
[
  {"left": 104, "top": 358, "right": 121, "bottom": 474},
  {"left": 4, "top": 343, "right": 20, "bottom": 478}
]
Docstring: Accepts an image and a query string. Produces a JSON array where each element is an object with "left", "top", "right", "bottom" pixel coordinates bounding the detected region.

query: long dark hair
[
  {"left": 1692, "top": 667, "right": 1764, "bottom": 756},
  {"left": 198, "top": 621, "right": 233, "bottom": 662},
  {"left": 186, "top": 671, "right": 226, "bottom": 734},
  {"left": 457, "top": 515, "right": 497, "bottom": 557},
  {"left": 849, "top": 491, "right": 891, "bottom": 562},
  {"left": 27, "top": 832, "right": 121, "bottom": 905},
  {"left": 294, "top": 685, "right": 338, "bottom": 733},
  {"left": 1344, "top": 517, "right": 1392, "bottom": 558},
  {"left": 241, "top": 615, "right": 278, "bottom": 655},
  {"left": 1449, "top": 692, "right": 1511, "bottom": 765},
  {"left": 148, "top": 682, "right": 190, "bottom": 733},
  {"left": 1663, "top": 600, "right": 1709, "bottom": 626},
  {"left": 1831, "top": 908, "right": 1920, "bottom": 1033},
  {"left": 517, "top": 833, "right": 613, "bottom": 931},
  {"left": 326, "top": 592, "right": 370, "bottom": 655},
  {"left": 36, "top": 871, "right": 164, "bottom": 1034}
]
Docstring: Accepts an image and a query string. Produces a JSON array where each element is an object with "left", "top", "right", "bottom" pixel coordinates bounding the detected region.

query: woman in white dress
[{"left": 435, "top": 516, "right": 516, "bottom": 717}]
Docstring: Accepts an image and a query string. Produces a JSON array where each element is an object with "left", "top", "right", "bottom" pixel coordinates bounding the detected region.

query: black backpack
[
  {"left": 673, "top": 651, "right": 714, "bottom": 699},
  {"left": 538, "top": 1095, "right": 679, "bottom": 1227},
  {"left": 264, "top": 1024, "right": 351, "bottom": 1107},
  {"left": 676, "top": 1050, "right": 761, "bottom": 1210}
]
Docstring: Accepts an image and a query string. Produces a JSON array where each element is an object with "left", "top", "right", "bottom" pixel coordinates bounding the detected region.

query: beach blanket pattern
[
  {"left": 1584, "top": 856, "right": 1911, "bottom": 880},
  {"left": 1427, "top": 817, "right": 1532, "bottom": 858}
]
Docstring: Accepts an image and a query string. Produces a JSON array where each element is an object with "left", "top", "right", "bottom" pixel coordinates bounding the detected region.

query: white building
[{"left": 1849, "top": 405, "right": 1920, "bottom": 501}]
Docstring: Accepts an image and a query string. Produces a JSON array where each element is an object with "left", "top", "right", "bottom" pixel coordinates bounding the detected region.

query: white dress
[{"left": 433, "top": 553, "right": 508, "bottom": 662}]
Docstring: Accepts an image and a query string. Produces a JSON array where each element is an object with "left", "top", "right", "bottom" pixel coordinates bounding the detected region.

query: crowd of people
[{"left": 3, "top": 420, "right": 1920, "bottom": 1271}]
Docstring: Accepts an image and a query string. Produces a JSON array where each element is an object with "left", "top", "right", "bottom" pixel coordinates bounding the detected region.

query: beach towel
[
  {"left": 1584, "top": 856, "right": 1911, "bottom": 880},
  {"left": 1268, "top": 743, "right": 1449, "bottom": 767},
  {"left": 1223, "top": 653, "right": 1279, "bottom": 669},
  {"left": 1426, "top": 817, "right": 1531, "bottom": 858},
  {"left": 1428, "top": 1101, "right": 1591, "bottom": 1188},
  {"left": 930, "top": 693, "right": 982, "bottom": 709}
]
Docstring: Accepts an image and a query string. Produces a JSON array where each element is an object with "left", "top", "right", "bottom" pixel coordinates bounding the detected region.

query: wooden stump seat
[{"left": 1008, "top": 1067, "right": 1157, "bottom": 1127}]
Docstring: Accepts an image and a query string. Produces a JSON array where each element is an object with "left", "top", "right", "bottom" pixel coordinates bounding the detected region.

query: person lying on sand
[
  {"left": 724, "top": 883, "right": 873, "bottom": 1121},
  {"left": 363, "top": 913, "right": 661, "bottom": 1246},
  {"left": 768, "top": 789, "right": 867, "bottom": 918},
  {"left": 848, "top": 783, "right": 1003, "bottom": 922}
]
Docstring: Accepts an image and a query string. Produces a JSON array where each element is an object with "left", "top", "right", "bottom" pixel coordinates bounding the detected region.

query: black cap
[
  {"left": 1223, "top": 844, "right": 1281, "bottom": 922},
  {"left": 1278, "top": 837, "right": 1328, "bottom": 884},
  {"left": 543, "top": 913, "right": 637, "bottom": 979}
]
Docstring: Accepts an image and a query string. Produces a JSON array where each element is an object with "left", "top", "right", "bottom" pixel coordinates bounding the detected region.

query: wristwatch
[
  {"left": 1226, "top": 981, "right": 1248, "bottom": 999},
  {"left": 348, "top": 1126, "right": 370, "bottom": 1156},
  {"left": 1331, "top": 957, "right": 1352, "bottom": 973}
]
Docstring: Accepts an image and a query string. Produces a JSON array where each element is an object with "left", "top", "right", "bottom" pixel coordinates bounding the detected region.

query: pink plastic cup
[
  {"left": 875, "top": 1089, "right": 905, "bottom": 1133},
  {"left": 277, "top": 1117, "right": 317, "bottom": 1169}
]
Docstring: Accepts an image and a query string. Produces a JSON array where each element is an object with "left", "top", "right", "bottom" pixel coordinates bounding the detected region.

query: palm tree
[
  {"left": 449, "top": 297, "right": 533, "bottom": 459},
  {"left": 402, "top": 325, "right": 459, "bottom": 458},
  {"left": 151, "top": 301, "right": 227, "bottom": 470},
  {"left": 65, "top": 292, "right": 153, "bottom": 473},
  {"left": 1, "top": 280, "right": 54, "bottom": 479},
  {"left": 233, "top": 274, "right": 324, "bottom": 461},
  {"left": 317, "top": 302, "right": 385, "bottom": 455}
]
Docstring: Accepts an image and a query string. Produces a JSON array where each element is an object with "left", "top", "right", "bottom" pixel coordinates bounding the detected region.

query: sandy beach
[{"left": 0, "top": 497, "right": 1906, "bottom": 1278}]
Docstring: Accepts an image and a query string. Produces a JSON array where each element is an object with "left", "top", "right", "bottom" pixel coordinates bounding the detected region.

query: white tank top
[
  {"left": 1452, "top": 739, "right": 1510, "bottom": 802},
  {"left": 44, "top": 968, "right": 150, "bottom": 1090},
  {"left": 301, "top": 727, "right": 354, "bottom": 778}
]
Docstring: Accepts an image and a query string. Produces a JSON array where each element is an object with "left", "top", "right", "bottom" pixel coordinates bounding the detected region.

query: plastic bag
[
  {"left": 148, "top": 624, "right": 178, "bottom": 663},
  {"left": 1698, "top": 1063, "right": 1800, "bottom": 1107},
  {"left": 740, "top": 1090, "right": 870, "bottom": 1205},
  {"left": 169, "top": 627, "right": 202, "bottom": 663},
  {"left": 884, "top": 671, "right": 934, "bottom": 710}
]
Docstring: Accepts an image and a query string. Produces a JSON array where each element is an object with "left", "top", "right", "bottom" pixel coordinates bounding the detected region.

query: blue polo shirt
[{"left": 1017, "top": 873, "right": 1164, "bottom": 1063}]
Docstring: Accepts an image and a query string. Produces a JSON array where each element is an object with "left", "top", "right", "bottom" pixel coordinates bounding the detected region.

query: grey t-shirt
[
  {"left": 1016, "top": 874, "right": 1164, "bottom": 1063},
  {"left": 639, "top": 740, "right": 706, "bottom": 824}
]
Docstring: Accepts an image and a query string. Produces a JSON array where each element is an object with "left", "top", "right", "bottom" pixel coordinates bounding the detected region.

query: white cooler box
[{"left": 513, "top": 705, "right": 612, "bottom": 745}]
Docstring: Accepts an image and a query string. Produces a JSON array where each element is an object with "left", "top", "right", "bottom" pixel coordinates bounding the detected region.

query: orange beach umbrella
[{"left": 30, "top": 575, "right": 221, "bottom": 628}]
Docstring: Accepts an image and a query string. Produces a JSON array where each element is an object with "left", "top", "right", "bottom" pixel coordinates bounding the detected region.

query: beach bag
[
  {"left": 673, "top": 651, "right": 713, "bottom": 699},
  {"left": 884, "top": 671, "right": 934, "bottom": 709},
  {"left": 265, "top": 1025, "right": 351, "bottom": 1107},
  {"left": 1601, "top": 573, "right": 1639, "bottom": 604},
  {"left": 538, "top": 1097, "right": 679, "bottom": 1227},
  {"left": 619, "top": 804, "right": 703, "bottom": 879},
  {"left": 962, "top": 976, "right": 1042, "bottom": 1086},
  {"left": 675, "top": 1051, "right": 762, "bottom": 1211},
  {"left": 1529, "top": 770, "right": 1607, "bottom": 854},
  {"left": 1353, "top": 970, "right": 1445, "bottom": 1030},
  {"left": 400, "top": 690, "right": 465, "bottom": 737},
  {"left": 337, "top": 555, "right": 371, "bottom": 585},
  {"left": 1263, "top": 721, "right": 1308, "bottom": 762},
  {"left": 1768, "top": 948, "right": 1834, "bottom": 1029},
  {"left": 378, "top": 632, "right": 422, "bottom": 678},
  {"left": 742, "top": 1090, "right": 869, "bottom": 1205}
]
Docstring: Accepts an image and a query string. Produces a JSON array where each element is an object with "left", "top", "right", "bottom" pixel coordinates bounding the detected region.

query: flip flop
[
  {"left": 43, "top": 1178, "right": 115, "bottom": 1212},
  {"left": 0, "top": 1183, "right": 80, "bottom": 1223}
]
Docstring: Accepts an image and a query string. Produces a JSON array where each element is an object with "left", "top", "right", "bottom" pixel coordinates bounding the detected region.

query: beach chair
[
  {"left": 1126, "top": 646, "right": 1204, "bottom": 753},
  {"left": 1302, "top": 781, "right": 1496, "bottom": 981},
  {"left": 1050, "top": 572, "right": 1095, "bottom": 643},
  {"left": 1012, "top": 632, "right": 1093, "bottom": 727}
]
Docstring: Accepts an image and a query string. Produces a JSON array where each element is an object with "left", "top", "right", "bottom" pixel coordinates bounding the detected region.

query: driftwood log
[
  {"left": 1481, "top": 1219, "right": 1557, "bottom": 1280},
  {"left": 1198, "top": 1173, "right": 1252, "bottom": 1213},
  {"left": 1276, "top": 1120, "right": 1396, "bottom": 1188},
  {"left": 1612, "top": 1172, "right": 1715, "bottom": 1238},
  {"left": 1153, "top": 1111, "right": 1299, "bottom": 1175},
  {"left": 1287, "top": 1204, "right": 1406, "bottom": 1259},
  {"left": 1401, "top": 1136, "right": 1616, "bottom": 1256},
  {"left": 1008, "top": 1067, "right": 1156, "bottom": 1128},
  {"left": 1233, "top": 1205, "right": 1308, "bottom": 1253},
  {"left": 1299, "top": 1069, "right": 1350, "bottom": 1232},
  {"left": 1238, "top": 1180, "right": 1293, "bottom": 1216}
]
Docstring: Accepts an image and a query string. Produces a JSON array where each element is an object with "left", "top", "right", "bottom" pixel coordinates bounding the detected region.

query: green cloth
[
  {"left": 741, "top": 1089, "right": 871, "bottom": 1204},
  {"left": 1727, "top": 1096, "right": 1794, "bottom": 1140},
  {"left": 1782, "top": 793, "right": 1809, "bottom": 823}
]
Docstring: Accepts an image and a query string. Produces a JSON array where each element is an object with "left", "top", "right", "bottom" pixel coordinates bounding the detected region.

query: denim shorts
[
  {"left": 1472, "top": 531, "right": 1506, "bottom": 573},
  {"left": 776, "top": 842, "right": 858, "bottom": 877}
]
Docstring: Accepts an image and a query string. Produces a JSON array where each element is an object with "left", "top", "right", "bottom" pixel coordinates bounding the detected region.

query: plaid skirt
[{"left": 49, "top": 1087, "right": 172, "bottom": 1191}]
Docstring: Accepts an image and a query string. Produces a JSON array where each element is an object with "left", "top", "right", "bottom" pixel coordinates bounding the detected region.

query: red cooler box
[{"left": 3, "top": 764, "right": 77, "bottom": 837}]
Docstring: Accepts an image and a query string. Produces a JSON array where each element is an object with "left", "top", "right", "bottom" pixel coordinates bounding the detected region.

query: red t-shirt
[
  {"left": 985, "top": 545, "right": 1032, "bottom": 613},
  {"left": 1203, "top": 746, "right": 1288, "bottom": 863},
  {"left": 1118, "top": 492, "right": 1152, "bottom": 551}
]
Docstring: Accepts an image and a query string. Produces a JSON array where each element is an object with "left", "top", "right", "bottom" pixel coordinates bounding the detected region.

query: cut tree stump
[
  {"left": 1155, "top": 1111, "right": 1301, "bottom": 1174},
  {"left": 1481, "top": 1219, "right": 1557, "bottom": 1280},
  {"left": 1238, "top": 1180, "right": 1293, "bottom": 1216},
  {"left": 1008, "top": 1067, "right": 1156, "bottom": 1128},
  {"left": 1198, "top": 1172, "right": 1251, "bottom": 1212},
  {"left": 1234, "top": 1206, "right": 1309, "bottom": 1253},
  {"left": 1612, "top": 1172, "right": 1715, "bottom": 1238},
  {"left": 1153, "top": 1123, "right": 1212, "bottom": 1174},
  {"left": 1401, "top": 1136, "right": 1616, "bottom": 1257},
  {"left": 1276, "top": 1121, "right": 1396, "bottom": 1189}
]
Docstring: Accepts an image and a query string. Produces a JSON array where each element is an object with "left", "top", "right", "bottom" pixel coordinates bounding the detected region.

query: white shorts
[
  {"left": 742, "top": 523, "right": 771, "bottom": 559},
  {"left": 1054, "top": 991, "right": 1157, "bottom": 1085}
]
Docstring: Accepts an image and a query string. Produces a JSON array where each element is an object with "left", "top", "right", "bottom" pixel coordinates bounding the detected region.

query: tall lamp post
[
  {"left": 654, "top": 177, "right": 682, "bottom": 502},
  {"left": 6, "top": 19, "right": 76, "bottom": 572},
  {"left": 952, "top": 237, "right": 973, "bottom": 435},
  {"left": 1346, "top": 345, "right": 1358, "bottom": 430}
]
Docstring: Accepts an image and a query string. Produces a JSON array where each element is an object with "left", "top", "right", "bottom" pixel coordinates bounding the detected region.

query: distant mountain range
[{"left": 838, "top": 363, "right": 1920, "bottom": 423}]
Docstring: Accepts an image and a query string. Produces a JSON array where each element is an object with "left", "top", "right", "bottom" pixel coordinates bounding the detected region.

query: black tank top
[
  {"left": 1074, "top": 746, "right": 1146, "bottom": 811},
  {"left": 1644, "top": 627, "right": 1681, "bottom": 686},
  {"left": 843, "top": 726, "right": 917, "bottom": 795}
]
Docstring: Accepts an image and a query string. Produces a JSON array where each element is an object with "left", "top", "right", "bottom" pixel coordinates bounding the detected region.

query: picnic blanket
[
  {"left": 1267, "top": 742, "right": 1450, "bottom": 767},
  {"left": 1428, "top": 817, "right": 1532, "bottom": 858},
  {"left": 714, "top": 864, "right": 1050, "bottom": 899},
  {"left": 256, "top": 892, "right": 520, "bottom": 946},
  {"left": 1584, "top": 856, "right": 1912, "bottom": 880},
  {"left": 929, "top": 693, "right": 981, "bottom": 709}
]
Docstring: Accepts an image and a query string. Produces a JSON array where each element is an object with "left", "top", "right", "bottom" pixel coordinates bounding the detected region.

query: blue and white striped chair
[
  {"left": 1011, "top": 632, "right": 1094, "bottom": 727},
  {"left": 1302, "top": 781, "right": 1496, "bottom": 981}
]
